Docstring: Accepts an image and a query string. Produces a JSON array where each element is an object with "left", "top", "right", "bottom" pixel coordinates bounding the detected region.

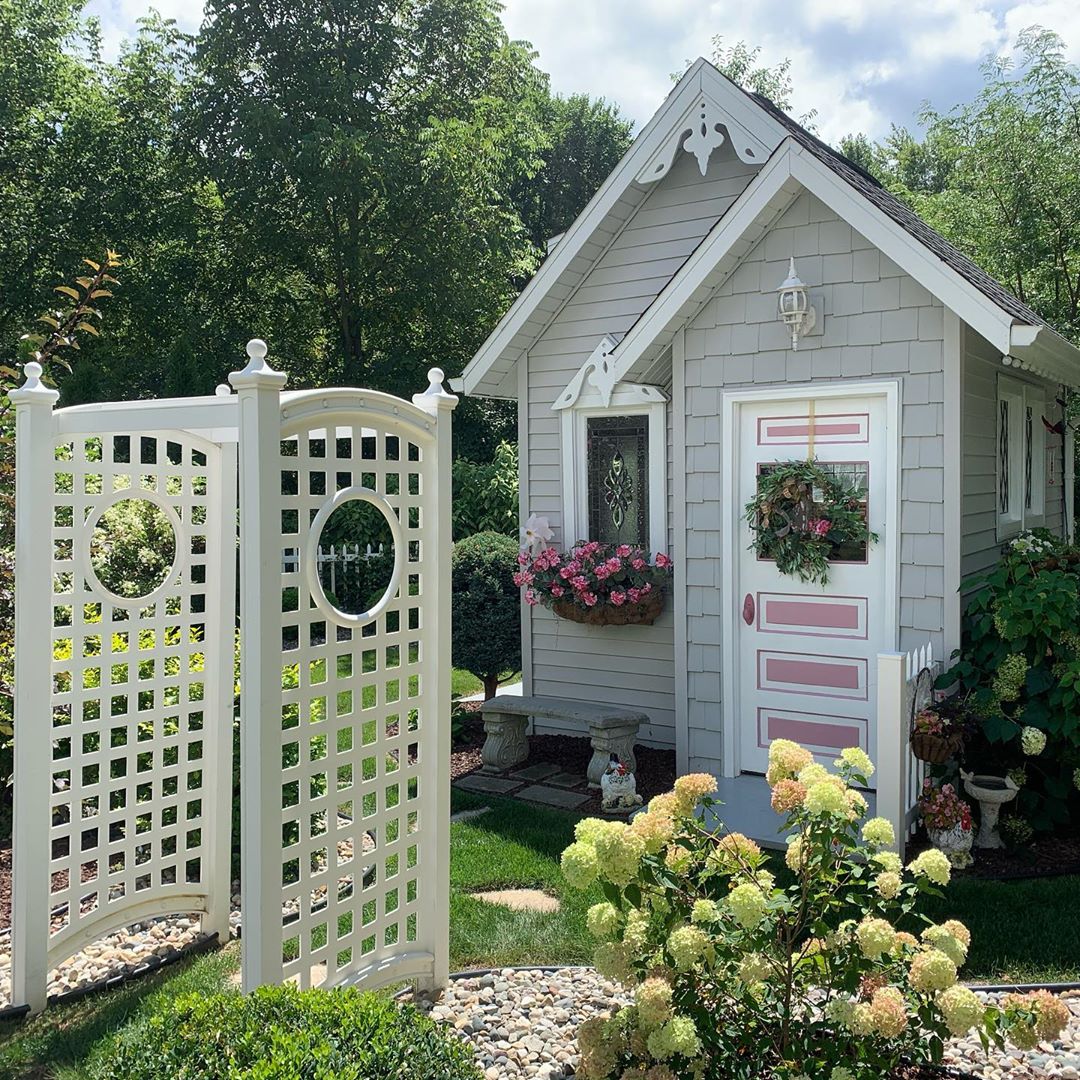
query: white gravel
[{"left": 407, "top": 967, "right": 1080, "bottom": 1080}]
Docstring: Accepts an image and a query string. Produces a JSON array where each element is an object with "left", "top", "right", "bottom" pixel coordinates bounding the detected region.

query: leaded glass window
[{"left": 586, "top": 415, "right": 649, "bottom": 546}]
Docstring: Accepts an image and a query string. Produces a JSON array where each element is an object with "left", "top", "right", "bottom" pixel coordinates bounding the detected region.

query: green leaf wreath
[{"left": 745, "top": 459, "right": 878, "bottom": 585}]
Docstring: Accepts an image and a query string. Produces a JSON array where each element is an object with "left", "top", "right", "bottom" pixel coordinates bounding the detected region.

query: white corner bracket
[{"left": 635, "top": 93, "right": 771, "bottom": 184}]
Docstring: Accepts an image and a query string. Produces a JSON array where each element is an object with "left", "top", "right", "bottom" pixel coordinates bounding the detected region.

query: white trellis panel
[
  {"left": 234, "top": 346, "right": 455, "bottom": 994},
  {"left": 11, "top": 366, "right": 236, "bottom": 1012}
]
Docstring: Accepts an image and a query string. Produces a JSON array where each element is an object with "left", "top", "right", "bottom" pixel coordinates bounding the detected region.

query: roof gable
[{"left": 460, "top": 60, "right": 788, "bottom": 396}]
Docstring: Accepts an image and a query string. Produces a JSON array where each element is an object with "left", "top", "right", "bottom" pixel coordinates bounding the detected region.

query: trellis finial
[
  {"left": 412, "top": 367, "right": 458, "bottom": 412},
  {"left": 228, "top": 337, "right": 286, "bottom": 390}
]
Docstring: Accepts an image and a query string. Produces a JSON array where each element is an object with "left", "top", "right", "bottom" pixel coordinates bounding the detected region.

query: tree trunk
[{"left": 483, "top": 673, "right": 501, "bottom": 701}]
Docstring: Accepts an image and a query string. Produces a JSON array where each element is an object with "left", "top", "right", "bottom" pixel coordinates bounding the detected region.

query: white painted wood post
[
  {"left": 230, "top": 340, "right": 288, "bottom": 991},
  {"left": 413, "top": 367, "right": 457, "bottom": 990},
  {"left": 875, "top": 651, "right": 908, "bottom": 858},
  {"left": 203, "top": 438, "right": 238, "bottom": 943},
  {"left": 10, "top": 362, "right": 59, "bottom": 1014}
]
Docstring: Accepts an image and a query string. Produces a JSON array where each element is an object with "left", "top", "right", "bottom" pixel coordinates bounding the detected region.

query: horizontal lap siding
[
  {"left": 961, "top": 329, "right": 1067, "bottom": 581},
  {"left": 524, "top": 144, "right": 759, "bottom": 749},
  {"left": 682, "top": 191, "right": 947, "bottom": 777}
]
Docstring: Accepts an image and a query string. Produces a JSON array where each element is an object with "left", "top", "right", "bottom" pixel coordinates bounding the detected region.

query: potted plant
[
  {"left": 514, "top": 541, "right": 673, "bottom": 626},
  {"left": 917, "top": 778, "right": 974, "bottom": 868},
  {"left": 910, "top": 705, "right": 964, "bottom": 764}
]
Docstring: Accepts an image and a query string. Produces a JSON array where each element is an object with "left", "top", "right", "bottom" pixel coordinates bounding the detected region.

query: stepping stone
[
  {"left": 516, "top": 784, "right": 590, "bottom": 810},
  {"left": 471, "top": 888, "right": 561, "bottom": 914},
  {"left": 545, "top": 772, "right": 586, "bottom": 789},
  {"left": 510, "top": 762, "right": 561, "bottom": 782},
  {"left": 454, "top": 774, "right": 524, "bottom": 795}
]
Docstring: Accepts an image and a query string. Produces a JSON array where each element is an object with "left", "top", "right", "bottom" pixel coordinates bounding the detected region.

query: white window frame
[
  {"left": 553, "top": 383, "right": 666, "bottom": 555},
  {"left": 996, "top": 374, "right": 1045, "bottom": 539}
]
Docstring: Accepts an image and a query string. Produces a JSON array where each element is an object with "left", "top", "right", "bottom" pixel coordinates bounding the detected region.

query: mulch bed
[{"left": 906, "top": 829, "right": 1080, "bottom": 880}]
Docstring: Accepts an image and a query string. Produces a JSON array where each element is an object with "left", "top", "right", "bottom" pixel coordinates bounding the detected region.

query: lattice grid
[
  {"left": 47, "top": 431, "right": 224, "bottom": 961},
  {"left": 276, "top": 423, "right": 429, "bottom": 988}
]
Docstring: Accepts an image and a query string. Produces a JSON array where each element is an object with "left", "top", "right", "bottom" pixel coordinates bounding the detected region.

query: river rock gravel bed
[{"left": 406, "top": 968, "right": 1080, "bottom": 1080}]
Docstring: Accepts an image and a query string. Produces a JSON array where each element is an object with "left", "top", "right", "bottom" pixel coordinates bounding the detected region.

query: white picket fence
[
  {"left": 876, "top": 641, "right": 938, "bottom": 856},
  {"left": 282, "top": 542, "right": 386, "bottom": 595}
]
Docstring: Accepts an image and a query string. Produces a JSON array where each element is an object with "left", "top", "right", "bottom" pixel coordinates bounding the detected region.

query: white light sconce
[{"left": 776, "top": 257, "right": 817, "bottom": 350}]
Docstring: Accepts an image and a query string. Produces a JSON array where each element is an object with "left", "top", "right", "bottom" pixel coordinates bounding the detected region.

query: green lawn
[
  {"left": 1, "top": 793, "right": 1077, "bottom": 1078},
  {"left": 450, "top": 668, "right": 521, "bottom": 698}
]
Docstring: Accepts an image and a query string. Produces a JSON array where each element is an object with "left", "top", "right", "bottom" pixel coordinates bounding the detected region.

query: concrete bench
[{"left": 479, "top": 694, "right": 646, "bottom": 789}]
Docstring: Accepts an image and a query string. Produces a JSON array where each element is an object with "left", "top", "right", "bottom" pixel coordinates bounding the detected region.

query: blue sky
[{"left": 84, "top": 0, "right": 1080, "bottom": 144}]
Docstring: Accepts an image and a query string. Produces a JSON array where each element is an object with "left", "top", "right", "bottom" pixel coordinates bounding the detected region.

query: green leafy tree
[
  {"left": 191, "top": 0, "right": 549, "bottom": 399},
  {"left": 452, "top": 441, "right": 518, "bottom": 539},
  {"left": 451, "top": 531, "right": 520, "bottom": 700}
]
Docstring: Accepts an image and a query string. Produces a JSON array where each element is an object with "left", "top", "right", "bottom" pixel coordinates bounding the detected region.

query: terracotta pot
[
  {"left": 910, "top": 730, "right": 961, "bottom": 764},
  {"left": 552, "top": 590, "right": 665, "bottom": 626}
]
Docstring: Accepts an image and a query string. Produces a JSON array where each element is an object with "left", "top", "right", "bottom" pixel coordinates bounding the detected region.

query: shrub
[
  {"left": 559, "top": 741, "right": 1066, "bottom": 1080},
  {"left": 942, "top": 529, "right": 1080, "bottom": 831},
  {"left": 451, "top": 531, "right": 521, "bottom": 699},
  {"left": 88, "top": 984, "right": 480, "bottom": 1080},
  {"left": 452, "top": 441, "right": 518, "bottom": 539}
]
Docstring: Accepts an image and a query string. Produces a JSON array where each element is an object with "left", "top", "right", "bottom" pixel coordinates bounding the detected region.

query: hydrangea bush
[{"left": 560, "top": 741, "right": 1066, "bottom": 1080}]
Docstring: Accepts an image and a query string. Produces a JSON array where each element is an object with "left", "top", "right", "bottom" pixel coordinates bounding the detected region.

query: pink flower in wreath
[
  {"left": 610, "top": 590, "right": 627, "bottom": 607},
  {"left": 524, "top": 589, "right": 539, "bottom": 606},
  {"left": 631, "top": 557, "right": 646, "bottom": 571},
  {"left": 807, "top": 518, "right": 832, "bottom": 537},
  {"left": 655, "top": 552, "right": 672, "bottom": 568},
  {"left": 550, "top": 584, "right": 564, "bottom": 598}
]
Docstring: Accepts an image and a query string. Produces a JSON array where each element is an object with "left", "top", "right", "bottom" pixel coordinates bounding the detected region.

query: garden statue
[{"left": 600, "top": 757, "right": 643, "bottom": 813}]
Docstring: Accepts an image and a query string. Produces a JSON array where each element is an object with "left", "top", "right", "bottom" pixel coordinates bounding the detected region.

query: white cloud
[{"left": 82, "top": 0, "right": 1080, "bottom": 144}]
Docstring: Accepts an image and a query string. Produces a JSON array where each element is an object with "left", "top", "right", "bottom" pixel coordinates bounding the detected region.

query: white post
[
  {"left": 412, "top": 367, "right": 457, "bottom": 990},
  {"left": 875, "top": 652, "right": 908, "bottom": 859},
  {"left": 10, "top": 361, "right": 59, "bottom": 1014},
  {"left": 203, "top": 439, "right": 238, "bottom": 943},
  {"left": 230, "top": 339, "right": 287, "bottom": 991}
]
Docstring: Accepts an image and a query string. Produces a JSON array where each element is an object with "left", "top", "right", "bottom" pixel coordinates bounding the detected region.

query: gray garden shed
[{"left": 458, "top": 58, "right": 1080, "bottom": 832}]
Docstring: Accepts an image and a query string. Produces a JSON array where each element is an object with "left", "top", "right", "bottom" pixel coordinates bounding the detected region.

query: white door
[{"left": 732, "top": 392, "right": 895, "bottom": 777}]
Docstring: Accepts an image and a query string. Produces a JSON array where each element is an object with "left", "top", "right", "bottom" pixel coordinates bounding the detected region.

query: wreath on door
[{"left": 744, "top": 459, "right": 878, "bottom": 586}]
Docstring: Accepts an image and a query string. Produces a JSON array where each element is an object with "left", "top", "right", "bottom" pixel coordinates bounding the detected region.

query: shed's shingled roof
[{"left": 750, "top": 92, "right": 1049, "bottom": 331}]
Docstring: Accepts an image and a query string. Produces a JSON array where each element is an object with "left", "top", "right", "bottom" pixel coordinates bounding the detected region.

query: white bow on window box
[{"left": 520, "top": 514, "right": 553, "bottom": 553}]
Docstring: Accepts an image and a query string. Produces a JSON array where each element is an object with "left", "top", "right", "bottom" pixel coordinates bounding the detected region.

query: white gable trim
[
  {"left": 609, "top": 142, "right": 1080, "bottom": 388},
  {"left": 461, "top": 59, "right": 787, "bottom": 397}
]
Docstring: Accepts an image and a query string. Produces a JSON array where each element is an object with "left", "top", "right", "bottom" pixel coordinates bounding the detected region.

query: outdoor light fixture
[{"left": 776, "top": 256, "right": 816, "bottom": 350}]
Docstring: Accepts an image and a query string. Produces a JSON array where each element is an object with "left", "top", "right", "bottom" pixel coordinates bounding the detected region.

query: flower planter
[
  {"left": 910, "top": 731, "right": 961, "bottom": 764},
  {"left": 926, "top": 821, "right": 974, "bottom": 868},
  {"left": 552, "top": 589, "right": 665, "bottom": 626}
]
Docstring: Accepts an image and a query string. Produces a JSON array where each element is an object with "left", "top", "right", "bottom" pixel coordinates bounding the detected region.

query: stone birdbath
[{"left": 960, "top": 770, "right": 1019, "bottom": 849}]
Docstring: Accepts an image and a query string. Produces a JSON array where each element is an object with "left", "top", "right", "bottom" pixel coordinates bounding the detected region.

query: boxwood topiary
[
  {"left": 87, "top": 984, "right": 480, "bottom": 1080},
  {"left": 451, "top": 530, "right": 521, "bottom": 700}
]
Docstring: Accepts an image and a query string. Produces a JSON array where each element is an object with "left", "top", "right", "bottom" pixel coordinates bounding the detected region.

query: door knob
[{"left": 742, "top": 593, "right": 755, "bottom": 625}]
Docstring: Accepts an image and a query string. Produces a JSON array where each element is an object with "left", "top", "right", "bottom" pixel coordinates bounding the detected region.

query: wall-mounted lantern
[{"left": 776, "top": 257, "right": 817, "bottom": 350}]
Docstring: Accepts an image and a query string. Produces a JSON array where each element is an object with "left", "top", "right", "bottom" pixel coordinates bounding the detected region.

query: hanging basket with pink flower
[
  {"left": 744, "top": 458, "right": 878, "bottom": 586},
  {"left": 513, "top": 542, "right": 673, "bottom": 626}
]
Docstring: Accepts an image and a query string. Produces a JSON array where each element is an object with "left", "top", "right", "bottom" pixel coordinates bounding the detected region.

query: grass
[
  {"left": 2, "top": 793, "right": 1078, "bottom": 1078},
  {"left": 450, "top": 668, "right": 521, "bottom": 698}
]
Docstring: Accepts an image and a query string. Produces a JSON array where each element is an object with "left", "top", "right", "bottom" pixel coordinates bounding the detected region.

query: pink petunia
[
  {"left": 610, "top": 590, "right": 626, "bottom": 606},
  {"left": 616, "top": 545, "right": 632, "bottom": 557},
  {"left": 571, "top": 575, "right": 588, "bottom": 590},
  {"left": 605, "top": 556, "right": 622, "bottom": 573},
  {"left": 627, "top": 587, "right": 641, "bottom": 603},
  {"left": 524, "top": 589, "right": 539, "bottom": 606},
  {"left": 550, "top": 584, "right": 564, "bottom": 598},
  {"left": 582, "top": 591, "right": 598, "bottom": 607},
  {"left": 655, "top": 552, "right": 671, "bottom": 568},
  {"left": 631, "top": 558, "right": 646, "bottom": 571},
  {"left": 594, "top": 564, "right": 611, "bottom": 580}
]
